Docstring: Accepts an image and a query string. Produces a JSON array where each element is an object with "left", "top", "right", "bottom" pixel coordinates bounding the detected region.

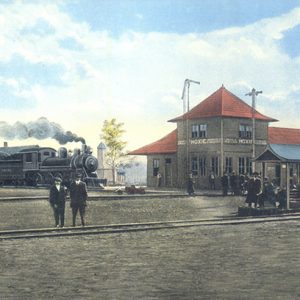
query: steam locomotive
[{"left": 0, "top": 143, "right": 100, "bottom": 187}]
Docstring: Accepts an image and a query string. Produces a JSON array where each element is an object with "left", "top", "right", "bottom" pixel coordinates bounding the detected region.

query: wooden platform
[{"left": 238, "top": 206, "right": 300, "bottom": 217}]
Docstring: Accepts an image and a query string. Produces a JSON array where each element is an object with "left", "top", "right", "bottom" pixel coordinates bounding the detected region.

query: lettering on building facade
[
  {"left": 178, "top": 138, "right": 267, "bottom": 146},
  {"left": 190, "top": 138, "right": 221, "bottom": 145}
]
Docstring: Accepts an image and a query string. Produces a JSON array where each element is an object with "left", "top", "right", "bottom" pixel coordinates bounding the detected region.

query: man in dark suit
[
  {"left": 246, "top": 172, "right": 262, "bottom": 208},
  {"left": 70, "top": 173, "right": 88, "bottom": 226},
  {"left": 253, "top": 172, "right": 262, "bottom": 207},
  {"left": 49, "top": 177, "right": 68, "bottom": 228},
  {"left": 230, "top": 171, "right": 238, "bottom": 195},
  {"left": 221, "top": 172, "right": 229, "bottom": 196},
  {"left": 186, "top": 173, "right": 195, "bottom": 196}
]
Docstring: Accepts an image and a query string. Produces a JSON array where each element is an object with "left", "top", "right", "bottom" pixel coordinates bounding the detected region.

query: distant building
[
  {"left": 96, "top": 142, "right": 114, "bottom": 184},
  {"left": 97, "top": 142, "right": 146, "bottom": 185},
  {"left": 129, "top": 86, "right": 300, "bottom": 188},
  {"left": 120, "top": 162, "right": 147, "bottom": 186}
]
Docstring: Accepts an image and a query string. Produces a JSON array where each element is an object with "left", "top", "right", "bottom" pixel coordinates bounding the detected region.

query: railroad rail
[
  {"left": 1, "top": 214, "right": 299, "bottom": 240},
  {"left": 0, "top": 193, "right": 191, "bottom": 202}
]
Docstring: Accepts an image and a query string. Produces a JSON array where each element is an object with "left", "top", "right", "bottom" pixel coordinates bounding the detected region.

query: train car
[{"left": 0, "top": 144, "right": 100, "bottom": 186}]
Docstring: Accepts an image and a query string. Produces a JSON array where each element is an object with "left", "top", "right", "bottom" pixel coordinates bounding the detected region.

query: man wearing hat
[
  {"left": 245, "top": 172, "right": 262, "bottom": 208},
  {"left": 49, "top": 176, "right": 68, "bottom": 228},
  {"left": 69, "top": 173, "right": 88, "bottom": 226}
]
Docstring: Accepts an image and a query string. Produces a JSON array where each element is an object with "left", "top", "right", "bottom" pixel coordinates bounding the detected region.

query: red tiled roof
[
  {"left": 169, "top": 86, "right": 277, "bottom": 122},
  {"left": 268, "top": 127, "right": 300, "bottom": 145},
  {"left": 129, "top": 126, "right": 300, "bottom": 156},
  {"left": 128, "top": 130, "right": 177, "bottom": 155}
]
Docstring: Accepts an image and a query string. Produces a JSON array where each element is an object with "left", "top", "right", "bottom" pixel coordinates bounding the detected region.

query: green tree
[{"left": 100, "top": 118, "right": 127, "bottom": 185}]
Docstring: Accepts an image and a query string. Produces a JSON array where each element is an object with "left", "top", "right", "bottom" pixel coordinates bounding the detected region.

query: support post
[
  {"left": 181, "top": 79, "right": 200, "bottom": 180},
  {"left": 286, "top": 163, "right": 290, "bottom": 210},
  {"left": 245, "top": 88, "right": 262, "bottom": 173}
]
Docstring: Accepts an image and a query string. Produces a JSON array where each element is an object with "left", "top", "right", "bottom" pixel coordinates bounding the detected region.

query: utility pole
[
  {"left": 181, "top": 79, "right": 200, "bottom": 180},
  {"left": 245, "top": 88, "right": 262, "bottom": 173}
]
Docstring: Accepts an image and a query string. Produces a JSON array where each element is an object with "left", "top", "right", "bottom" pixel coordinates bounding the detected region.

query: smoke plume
[{"left": 0, "top": 117, "right": 85, "bottom": 144}]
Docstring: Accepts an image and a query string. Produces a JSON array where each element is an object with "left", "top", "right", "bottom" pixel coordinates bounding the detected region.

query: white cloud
[
  {"left": 0, "top": 2, "right": 300, "bottom": 154},
  {"left": 135, "top": 13, "right": 144, "bottom": 20},
  {"left": 0, "top": 77, "right": 19, "bottom": 89}
]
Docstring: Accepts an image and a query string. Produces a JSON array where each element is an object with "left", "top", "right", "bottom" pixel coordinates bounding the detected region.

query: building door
[{"left": 165, "top": 158, "right": 172, "bottom": 187}]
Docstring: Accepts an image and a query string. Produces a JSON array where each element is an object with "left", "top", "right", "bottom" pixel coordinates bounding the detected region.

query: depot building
[{"left": 129, "top": 86, "right": 300, "bottom": 189}]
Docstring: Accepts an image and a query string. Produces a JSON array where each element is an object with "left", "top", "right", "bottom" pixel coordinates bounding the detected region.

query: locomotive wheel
[
  {"left": 25, "top": 172, "right": 40, "bottom": 186},
  {"left": 43, "top": 172, "right": 54, "bottom": 185},
  {"left": 84, "top": 155, "right": 98, "bottom": 172},
  {"left": 17, "top": 180, "right": 25, "bottom": 186},
  {"left": 35, "top": 173, "right": 44, "bottom": 185}
]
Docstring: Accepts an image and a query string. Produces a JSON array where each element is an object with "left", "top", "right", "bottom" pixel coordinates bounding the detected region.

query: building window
[
  {"left": 191, "top": 156, "right": 198, "bottom": 176},
  {"left": 191, "top": 124, "right": 207, "bottom": 138},
  {"left": 25, "top": 153, "right": 32, "bottom": 163},
  {"left": 191, "top": 125, "right": 199, "bottom": 138},
  {"left": 211, "top": 157, "right": 219, "bottom": 176},
  {"left": 238, "top": 157, "right": 245, "bottom": 174},
  {"left": 199, "top": 157, "right": 206, "bottom": 176},
  {"left": 246, "top": 157, "right": 252, "bottom": 175},
  {"left": 239, "top": 124, "right": 252, "bottom": 139},
  {"left": 238, "top": 157, "right": 252, "bottom": 175},
  {"left": 165, "top": 158, "right": 171, "bottom": 164},
  {"left": 225, "top": 157, "right": 232, "bottom": 174},
  {"left": 199, "top": 124, "right": 207, "bottom": 138},
  {"left": 153, "top": 159, "right": 160, "bottom": 176}
]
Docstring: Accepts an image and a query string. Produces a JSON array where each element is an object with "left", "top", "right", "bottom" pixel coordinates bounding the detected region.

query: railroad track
[
  {"left": 0, "top": 193, "right": 191, "bottom": 202},
  {"left": 1, "top": 213, "right": 300, "bottom": 240}
]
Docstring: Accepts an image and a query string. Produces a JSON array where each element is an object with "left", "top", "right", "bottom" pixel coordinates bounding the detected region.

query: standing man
[
  {"left": 49, "top": 177, "right": 68, "bottom": 228},
  {"left": 246, "top": 172, "right": 261, "bottom": 208},
  {"left": 208, "top": 171, "right": 216, "bottom": 190},
  {"left": 230, "top": 171, "right": 238, "bottom": 195},
  {"left": 70, "top": 173, "right": 88, "bottom": 227},
  {"left": 221, "top": 171, "right": 229, "bottom": 196},
  {"left": 156, "top": 172, "right": 162, "bottom": 188},
  {"left": 187, "top": 173, "right": 195, "bottom": 196},
  {"left": 253, "top": 172, "right": 262, "bottom": 208}
]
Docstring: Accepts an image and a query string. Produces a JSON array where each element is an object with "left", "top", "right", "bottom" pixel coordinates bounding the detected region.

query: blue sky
[
  {"left": 0, "top": 0, "right": 300, "bottom": 153},
  {"left": 65, "top": 1, "right": 299, "bottom": 34}
]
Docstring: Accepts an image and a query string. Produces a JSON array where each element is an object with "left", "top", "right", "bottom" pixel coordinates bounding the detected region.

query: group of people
[
  {"left": 257, "top": 177, "right": 287, "bottom": 209},
  {"left": 49, "top": 174, "right": 88, "bottom": 228},
  {"left": 221, "top": 171, "right": 287, "bottom": 209},
  {"left": 187, "top": 171, "right": 247, "bottom": 196},
  {"left": 188, "top": 170, "right": 288, "bottom": 209},
  {"left": 220, "top": 171, "right": 242, "bottom": 196}
]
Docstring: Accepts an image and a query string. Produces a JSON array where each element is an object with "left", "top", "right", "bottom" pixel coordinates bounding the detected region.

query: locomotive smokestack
[{"left": 0, "top": 117, "right": 86, "bottom": 145}]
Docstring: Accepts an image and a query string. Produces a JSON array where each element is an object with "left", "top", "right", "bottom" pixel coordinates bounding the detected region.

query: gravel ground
[
  {"left": 0, "top": 196, "right": 243, "bottom": 230},
  {"left": 0, "top": 187, "right": 121, "bottom": 198},
  {"left": 0, "top": 191, "right": 298, "bottom": 300},
  {"left": 0, "top": 187, "right": 50, "bottom": 197},
  {"left": 0, "top": 220, "right": 299, "bottom": 300}
]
